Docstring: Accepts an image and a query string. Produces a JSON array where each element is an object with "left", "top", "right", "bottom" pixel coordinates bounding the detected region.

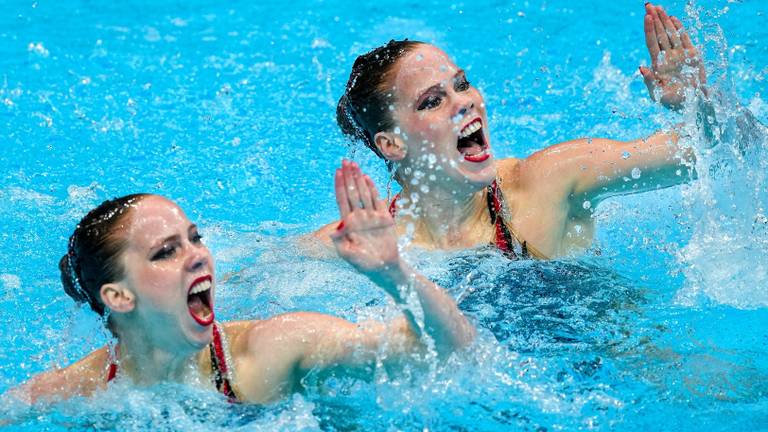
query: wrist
[{"left": 367, "top": 259, "right": 413, "bottom": 299}]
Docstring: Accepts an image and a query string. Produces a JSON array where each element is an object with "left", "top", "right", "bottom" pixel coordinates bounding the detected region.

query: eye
[
  {"left": 417, "top": 94, "right": 442, "bottom": 111},
  {"left": 151, "top": 244, "right": 177, "bottom": 261},
  {"left": 455, "top": 75, "right": 470, "bottom": 92},
  {"left": 191, "top": 232, "right": 203, "bottom": 244}
]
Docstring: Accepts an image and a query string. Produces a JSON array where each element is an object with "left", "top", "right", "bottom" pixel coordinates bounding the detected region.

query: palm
[
  {"left": 641, "top": 4, "right": 707, "bottom": 110},
  {"left": 334, "top": 210, "right": 398, "bottom": 273},
  {"left": 331, "top": 160, "right": 400, "bottom": 276}
]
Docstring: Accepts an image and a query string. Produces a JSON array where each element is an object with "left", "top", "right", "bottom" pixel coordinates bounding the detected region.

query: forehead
[
  {"left": 393, "top": 44, "right": 459, "bottom": 98},
  {"left": 126, "top": 196, "right": 190, "bottom": 247}
]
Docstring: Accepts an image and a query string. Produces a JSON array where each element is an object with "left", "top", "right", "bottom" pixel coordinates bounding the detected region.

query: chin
[
  {"left": 457, "top": 156, "right": 497, "bottom": 187},
  {"left": 184, "top": 322, "right": 214, "bottom": 349}
]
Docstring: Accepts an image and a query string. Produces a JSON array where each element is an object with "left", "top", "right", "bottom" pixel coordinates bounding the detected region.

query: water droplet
[
  {"left": 394, "top": 127, "right": 401, "bottom": 134},
  {"left": 582, "top": 201, "right": 591, "bottom": 209},
  {"left": 622, "top": 151, "right": 631, "bottom": 159},
  {"left": 631, "top": 167, "right": 642, "bottom": 179}
]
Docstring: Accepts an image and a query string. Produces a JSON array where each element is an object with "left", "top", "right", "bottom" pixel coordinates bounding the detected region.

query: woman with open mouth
[
  {"left": 313, "top": 3, "right": 710, "bottom": 259},
  {"left": 10, "top": 174, "right": 475, "bottom": 404}
]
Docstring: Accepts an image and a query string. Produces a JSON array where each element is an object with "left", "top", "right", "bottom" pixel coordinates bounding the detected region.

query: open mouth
[
  {"left": 187, "top": 275, "right": 214, "bottom": 326},
  {"left": 457, "top": 118, "right": 490, "bottom": 163}
]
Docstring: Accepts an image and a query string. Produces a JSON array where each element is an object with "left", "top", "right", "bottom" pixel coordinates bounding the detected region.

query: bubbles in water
[
  {"left": 582, "top": 201, "right": 592, "bottom": 210},
  {"left": 630, "top": 167, "right": 642, "bottom": 179},
  {"left": 26, "top": 42, "right": 49, "bottom": 57}
]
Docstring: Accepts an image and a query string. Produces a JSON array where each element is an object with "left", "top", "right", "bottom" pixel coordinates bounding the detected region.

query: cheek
[
  {"left": 136, "top": 264, "right": 179, "bottom": 301},
  {"left": 408, "top": 113, "right": 450, "bottom": 140}
]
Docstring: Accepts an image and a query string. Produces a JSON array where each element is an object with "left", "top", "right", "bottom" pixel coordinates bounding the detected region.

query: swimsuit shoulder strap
[
  {"left": 210, "top": 322, "right": 238, "bottom": 402},
  {"left": 103, "top": 324, "right": 239, "bottom": 402},
  {"left": 487, "top": 180, "right": 549, "bottom": 260},
  {"left": 388, "top": 192, "right": 400, "bottom": 218},
  {"left": 106, "top": 344, "right": 119, "bottom": 383},
  {"left": 487, "top": 179, "right": 528, "bottom": 259}
]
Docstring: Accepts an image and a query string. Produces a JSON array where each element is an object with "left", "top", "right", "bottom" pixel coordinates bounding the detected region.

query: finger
[
  {"left": 671, "top": 16, "right": 694, "bottom": 50},
  {"left": 334, "top": 168, "right": 352, "bottom": 218},
  {"left": 651, "top": 7, "right": 671, "bottom": 50},
  {"left": 639, "top": 66, "right": 657, "bottom": 101},
  {"left": 644, "top": 14, "right": 661, "bottom": 65},
  {"left": 343, "top": 161, "right": 362, "bottom": 213},
  {"left": 355, "top": 169, "right": 374, "bottom": 210},
  {"left": 658, "top": 7, "right": 681, "bottom": 48},
  {"left": 365, "top": 176, "right": 380, "bottom": 211}
]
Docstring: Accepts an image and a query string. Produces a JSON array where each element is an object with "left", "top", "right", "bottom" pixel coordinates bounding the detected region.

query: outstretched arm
[{"left": 519, "top": 4, "right": 706, "bottom": 208}]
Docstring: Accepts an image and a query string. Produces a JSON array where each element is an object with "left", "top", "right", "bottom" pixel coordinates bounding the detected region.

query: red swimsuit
[
  {"left": 107, "top": 322, "right": 237, "bottom": 402},
  {"left": 389, "top": 180, "right": 531, "bottom": 259}
]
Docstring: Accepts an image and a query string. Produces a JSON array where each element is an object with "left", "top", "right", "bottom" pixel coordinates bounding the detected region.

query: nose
[
  {"left": 454, "top": 97, "right": 474, "bottom": 119},
  {"left": 186, "top": 244, "right": 210, "bottom": 272}
]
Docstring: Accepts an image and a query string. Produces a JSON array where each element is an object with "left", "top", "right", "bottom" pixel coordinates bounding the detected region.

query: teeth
[
  {"left": 190, "top": 279, "right": 211, "bottom": 294},
  {"left": 459, "top": 120, "right": 482, "bottom": 138}
]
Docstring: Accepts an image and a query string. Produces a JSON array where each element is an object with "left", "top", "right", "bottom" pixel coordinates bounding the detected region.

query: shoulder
[
  {"left": 220, "top": 314, "right": 341, "bottom": 402},
  {"left": 301, "top": 222, "right": 339, "bottom": 251},
  {"left": 223, "top": 313, "right": 339, "bottom": 357},
  {"left": 13, "top": 347, "right": 110, "bottom": 404}
]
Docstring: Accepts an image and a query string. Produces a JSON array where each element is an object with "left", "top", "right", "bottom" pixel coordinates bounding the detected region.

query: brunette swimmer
[
  {"left": 8, "top": 180, "right": 474, "bottom": 404},
  {"left": 314, "top": 4, "right": 709, "bottom": 259}
]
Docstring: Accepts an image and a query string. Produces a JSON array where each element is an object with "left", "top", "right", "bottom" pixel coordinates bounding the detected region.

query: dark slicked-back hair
[
  {"left": 60, "top": 193, "right": 149, "bottom": 316},
  {"left": 337, "top": 40, "right": 423, "bottom": 158}
]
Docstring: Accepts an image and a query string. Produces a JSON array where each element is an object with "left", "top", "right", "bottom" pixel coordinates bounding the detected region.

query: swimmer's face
[
  {"left": 388, "top": 44, "right": 496, "bottom": 190},
  {"left": 117, "top": 196, "right": 215, "bottom": 351}
]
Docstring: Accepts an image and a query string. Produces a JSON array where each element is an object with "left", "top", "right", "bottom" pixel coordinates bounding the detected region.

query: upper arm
[
  {"left": 570, "top": 131, "right": 690, "bottom": 201},
  {"left": 520, "top": 131, "right": 688, "bottom": 206},
  {"left": 244, "top": 312, "right": 414, "bottom": 378},
  {"left": 289, "top": 312, "right": 415, "bottom": 372},
  {"left": 9, "top": 350, "right": 106, "bottom": 404}
]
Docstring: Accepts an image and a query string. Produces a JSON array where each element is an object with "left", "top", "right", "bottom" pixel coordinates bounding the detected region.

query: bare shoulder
[
  {"left": 313, "top": 221, "right": 339, "bottom": 246},
  {"left": 223, "top": 313, "right": 339, "bottom": 355},
  {"left": 507, "top": 139, "right": 598, "bottom": 189},
  {"left": 295, "top": 222, "right": 339, "bottom": 257},
  {"left": 13, "top": 347, "right": 110, "bottom": 404}
]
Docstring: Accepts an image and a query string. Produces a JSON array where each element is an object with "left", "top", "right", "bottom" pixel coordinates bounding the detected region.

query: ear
[
  {"left": 100, "top": 282, "right": 136, "bottom": 313},
  {"left": 374, "top": 131, "right": 407, "bottom": 161}
]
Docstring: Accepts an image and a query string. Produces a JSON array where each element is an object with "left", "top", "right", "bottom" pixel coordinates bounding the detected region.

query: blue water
[{"left": 1, "top": 0, "right": 767, "bottom": 430}]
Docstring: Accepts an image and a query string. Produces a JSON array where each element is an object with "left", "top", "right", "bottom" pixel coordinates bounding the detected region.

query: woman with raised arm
[
  {"left": 313, "top": 3, "right": 710, "bottom": 259},
  {"left": 10, "top": 171, "right": 474, "bottom": 405}
]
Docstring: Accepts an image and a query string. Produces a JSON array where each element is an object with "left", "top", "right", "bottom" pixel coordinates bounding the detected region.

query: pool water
[{"left": 1, "top": 0, "right": 767, "bottom": 430}]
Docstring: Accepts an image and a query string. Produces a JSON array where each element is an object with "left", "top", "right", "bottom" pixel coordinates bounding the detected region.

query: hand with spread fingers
[
  {"left": 640, "top": 3, "right": 707, "bottom": 110},
  {"left": 331, "top": 160, "right": 399, "bottom": 280}
]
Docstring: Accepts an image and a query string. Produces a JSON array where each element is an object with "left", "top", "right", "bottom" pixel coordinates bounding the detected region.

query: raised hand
[
  {"left": 640, "top": 3, "right": 707, "bottom": 110},
  {"left": 331, "top": 160, "right": 400, "bottom": 282}
]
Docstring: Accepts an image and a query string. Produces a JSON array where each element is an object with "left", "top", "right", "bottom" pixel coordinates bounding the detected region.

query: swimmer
[
  {"left": 8, "top": 177, "right": 474, "bottom": 404},
  {"left": 313, "top": 3, "right": 710, "bottom": 259}
]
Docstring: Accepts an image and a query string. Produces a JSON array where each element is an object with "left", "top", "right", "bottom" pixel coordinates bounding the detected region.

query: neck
[
  {"left": 112, "top": 322, "right": 204, "bottom": 385},
  {"left": 397, "top": 179, "right": 493, "bottom": 249}
]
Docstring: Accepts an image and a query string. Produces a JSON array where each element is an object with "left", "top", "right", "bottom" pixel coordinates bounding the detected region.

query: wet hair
[
  {"left": 337, "top": 39, "right": 423, "bottom": 158},
  {"left": 59, "top": 193, "right": 150, "bottom": 316}
]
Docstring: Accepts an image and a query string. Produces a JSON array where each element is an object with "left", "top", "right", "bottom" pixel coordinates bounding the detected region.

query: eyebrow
[
  {"left": 150, "top": 234, "right": 181, "bottom": 251},
  {"left": 414, "top": 69, "right": 465, "bottom": 100}
]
